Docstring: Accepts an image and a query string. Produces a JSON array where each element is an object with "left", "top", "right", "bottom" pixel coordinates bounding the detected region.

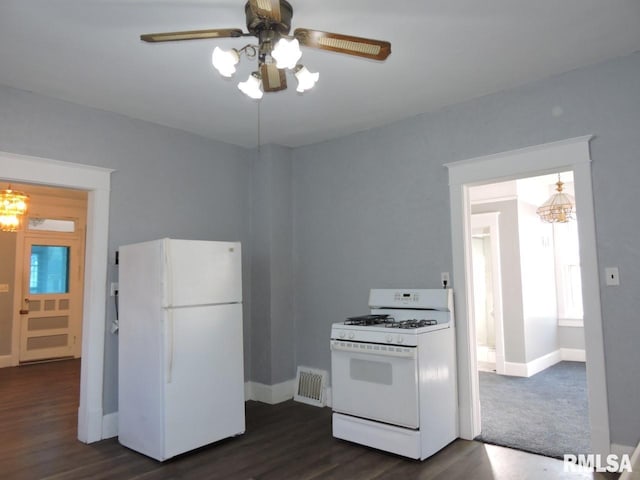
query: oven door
[{"left": 330, "top": 340, "right": 419, "bottom": 429}]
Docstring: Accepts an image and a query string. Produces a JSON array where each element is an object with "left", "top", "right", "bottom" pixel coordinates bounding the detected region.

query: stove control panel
[{"left": 393, "top": 292, "right": 420, "bottom": 304}]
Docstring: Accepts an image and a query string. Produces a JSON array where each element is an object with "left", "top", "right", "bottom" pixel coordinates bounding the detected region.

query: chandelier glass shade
[
  {"left": 0, "top": 187, "right": 29, "bottom": 232},
  {"left": 536, "top": 177, "right": 575, "bottom": 223}
]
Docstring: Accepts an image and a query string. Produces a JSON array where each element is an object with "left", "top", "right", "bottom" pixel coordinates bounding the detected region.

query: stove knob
[
  {"left": 386, "top": 335, "right": 393, "bottom": 343},
  {"left": 397, "top": 336, "right": 404, "bottom": 344},
  {"left": 348, "top": 332, "right": 355, "bottom": 340},
  {"left": 339, "top": 331, "right": 346, "bottom": 339}
]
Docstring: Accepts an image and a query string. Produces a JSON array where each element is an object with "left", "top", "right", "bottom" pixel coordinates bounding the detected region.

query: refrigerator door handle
[
  {"left": 167, "top": 309, "right": 174, "bottom": 384},
  {"left": 163, "top": 238, "right": 174, "bottom": 308}
]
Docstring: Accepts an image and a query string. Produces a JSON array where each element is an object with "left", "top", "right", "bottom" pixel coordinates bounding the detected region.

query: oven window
[{"left": 350, "top": 358, "right": 392, "bottom": 385}]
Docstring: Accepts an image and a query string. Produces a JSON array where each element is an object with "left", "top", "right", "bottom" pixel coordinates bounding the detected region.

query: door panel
[{"left": 19, "top": 236, "right": 83, "bottom": 362}]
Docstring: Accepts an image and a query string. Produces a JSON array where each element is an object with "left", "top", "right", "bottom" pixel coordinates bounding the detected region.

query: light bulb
[
  {"left": 212, "top": 47, "right": 240, "bottom": 77},
  {"left": 272, "top": 38, "right": 302, "bottom": 70},
  {"left": 294, "top": 66, "right": 319, "bottom": 93},
  {"left": 238, "top": 73, "right": 263, "bottom": 100}
]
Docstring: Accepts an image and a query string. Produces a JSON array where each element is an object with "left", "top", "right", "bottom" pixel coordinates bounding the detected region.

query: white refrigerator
[{"left": 118, "top": 238, "right": 245, "bottom": 461}]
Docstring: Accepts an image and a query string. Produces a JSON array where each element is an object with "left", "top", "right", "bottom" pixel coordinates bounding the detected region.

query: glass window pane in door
[{"left": 29, "top": 245, "right": 70, "bottom": 294}]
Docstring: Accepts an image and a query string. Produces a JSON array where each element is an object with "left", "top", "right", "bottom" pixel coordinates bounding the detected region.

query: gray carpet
[{"left": 476, "top": 361, "right": 591, "bottom": 459}]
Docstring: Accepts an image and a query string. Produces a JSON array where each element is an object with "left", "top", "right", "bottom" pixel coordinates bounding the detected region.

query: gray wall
[
  {"left": 0, "top": 84, "right": 253, "bottom": 414},
  {"left": 559, "top": 326, "right": 586, "bottom": 351},
  {"left": 250, "top": 144, "right": 295, "bottom": 385},
  {"left": 0, "top": 232, "right": 16, "bottom": 355},
  {"left": 292, "top": 52, "right": 640, "bottom": 447}
]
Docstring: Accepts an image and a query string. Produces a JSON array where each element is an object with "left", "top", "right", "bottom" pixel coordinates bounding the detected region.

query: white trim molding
[
  {"left": 559, "top": 318, "right": 584, "bottom": 328},
  {"left": 0, "top": 355, "right": 12, "bottom": 368},
  {"left": 502, "top": 349, "right": 586, "bottom": 378},
  {"left": 245, "top": 379, "right": 295, "bottom": 404},
  {"left": 102, "top": 412, "right": 119, "bottom": 439},
  {"left": 445, "top": 135, "right": 611, "bottom": 456},
  {"left": 0, "top": 150, "right": 113, "bottom": 444}
]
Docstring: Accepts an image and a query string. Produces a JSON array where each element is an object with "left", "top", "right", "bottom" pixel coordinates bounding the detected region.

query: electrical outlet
[
  {"left": 110, "top": 282, "right": 119, "bottom": 296},
  {"left": 604, "top": 267, "right": 620, "bottom": 286},
  {"left": 441, "top": 272, "right": 450, "bottom": 287}
]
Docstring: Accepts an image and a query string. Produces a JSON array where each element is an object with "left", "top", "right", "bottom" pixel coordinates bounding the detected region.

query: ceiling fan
[{"left": 140, "top": 0, "right": 391, "bottom": 98}]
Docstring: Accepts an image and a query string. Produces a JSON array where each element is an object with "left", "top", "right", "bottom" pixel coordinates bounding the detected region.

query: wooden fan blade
[
  {"left": 248, "top": 0, "right": 281, "bottom": 22},
  {"left": 294, "top": 28, "right": 391, "bottom": 61},
  {"left": 260, "top": 63, "right": 287, "bottom": 92},
  {"left": 140, "top": 28, "right": 243, "bottom": 43}
]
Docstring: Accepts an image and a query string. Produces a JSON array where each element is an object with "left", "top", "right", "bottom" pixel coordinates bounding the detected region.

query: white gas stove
[{"left": 330, "top": 288, "right": 458, "bottom": 460}]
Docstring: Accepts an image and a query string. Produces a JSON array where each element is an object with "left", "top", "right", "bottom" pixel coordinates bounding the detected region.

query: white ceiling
[{"left": 1, "top": 1, "right": 639, "bottom": 148}]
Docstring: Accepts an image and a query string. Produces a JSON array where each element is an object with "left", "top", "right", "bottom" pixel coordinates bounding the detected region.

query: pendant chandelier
[
  {"left": 0, "top": 186, "right": 29, "bottom": 232},
  {"left": 536, "top": 175, "right": 575, "bottom": 223}
]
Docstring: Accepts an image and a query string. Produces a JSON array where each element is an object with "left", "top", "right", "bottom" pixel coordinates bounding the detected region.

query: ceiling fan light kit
[{"left": 140, "top": 0, "right": 390, "bottom": 100}]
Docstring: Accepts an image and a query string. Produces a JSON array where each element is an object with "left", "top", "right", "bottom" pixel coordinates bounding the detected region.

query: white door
[
  {"left": 164, "top": 240, "right": 242, "bottom": 307},
  {"left": 163, "top": 303, "right": 245, "bottom": 458},
  {"left": 470, "top": 213, "right": 505, "bottom": 375},
  {"left": 19, "top": 235, "right": 84, "bottom": 362},
  {"left": 331, "top": 343, "right": 420, "bottom": 428}
]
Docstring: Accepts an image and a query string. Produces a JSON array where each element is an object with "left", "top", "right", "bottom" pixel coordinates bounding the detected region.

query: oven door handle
[{"left": 331, "top": 340, "right": 417, "bottom": 359}]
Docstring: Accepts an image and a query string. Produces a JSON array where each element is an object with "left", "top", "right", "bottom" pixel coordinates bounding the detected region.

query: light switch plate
[
  {"left": 605, "top": 267, "right": 620, "bottom": 286},
  {"left": 0, "top": 283, "right": 9, "bottom": 293}
]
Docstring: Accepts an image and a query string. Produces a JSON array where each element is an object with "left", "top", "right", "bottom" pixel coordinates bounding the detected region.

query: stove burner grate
[
  {"left": 344, "top": 314, "right": 392, "bottom": 326},
  {"left": 386, "top": 319, "right": 438, "bottom": 329}
]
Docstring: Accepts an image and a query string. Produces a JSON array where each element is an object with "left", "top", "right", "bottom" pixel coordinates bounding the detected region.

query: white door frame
[
  {"left": 445, "top": 135, "right": 611, "bottom": 456},
  {"left": 470, "top": 212, "right": 505, "bottom": 375},
  {"left": 0, "top": 150, "right": 113, "bottom": 443}
]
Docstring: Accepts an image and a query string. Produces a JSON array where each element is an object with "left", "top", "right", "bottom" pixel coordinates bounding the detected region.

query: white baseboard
[
  {"left": 503, "top": 361, "right": 528, "bottom": 377},
  {"left": 527, "top": 350, "right": 562, "bottom": 377},
  {"left": 560, "top": 348, "right": 586, "bottom": 362},
  {"left": 502, "top": 349, "right": 585, "bottom": 378},
  {"left": 245, "top": 379, "right": 295, "bottom": 404},
  {"left": 102, "top": 412, "right": 118, "bottom": 439},
  {"left": 0, "top": 355, "right": 13, "bottom": 368},
  {"left": 77, "top": 405, "right": 104, "bottom": 443}
]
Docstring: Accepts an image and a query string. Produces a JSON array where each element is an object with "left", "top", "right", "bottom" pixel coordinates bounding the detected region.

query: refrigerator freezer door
[
  {"left": 163, "top": 303, "right": 245, "bottom": 458},
  {"left": 163, "top": 239, "right": 242, "bottom": 307}
]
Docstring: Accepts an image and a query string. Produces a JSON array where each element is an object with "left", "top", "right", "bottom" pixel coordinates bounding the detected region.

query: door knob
[{"left": 19, "top": 309, "right": 29, "bottom": 315}]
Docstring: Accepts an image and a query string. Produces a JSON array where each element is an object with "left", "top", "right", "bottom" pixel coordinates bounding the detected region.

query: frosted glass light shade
[
  {"left": 212, "top": 47, "right": 240, "bottom": 77},
  {"left": 238, "top": 73, "right": 263, "bottom": 99},
  {"left": 272, "top": 38, "right": 302, "bottom": 70},
  {"left": 295, "top": 66, "right": 319, "bottom": 93}
]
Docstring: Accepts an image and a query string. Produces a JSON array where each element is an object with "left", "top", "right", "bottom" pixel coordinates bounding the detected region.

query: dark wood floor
[{"left": 0, "top": 359, "right": 617, "bottom": 479}]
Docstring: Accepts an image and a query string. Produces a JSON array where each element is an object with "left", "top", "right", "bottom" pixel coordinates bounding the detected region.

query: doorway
[
  {"left": 9, "top": 184, "right": 88, "bottom": 364},
  {"left": 1, "top": 150, "right": 112, "bottom": 443},
  {"left": 468, "top": 173, "right": 589, "bottom": 457},
  {"left": 445, "top": 136, "right": 611, "bottom": 456}
]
